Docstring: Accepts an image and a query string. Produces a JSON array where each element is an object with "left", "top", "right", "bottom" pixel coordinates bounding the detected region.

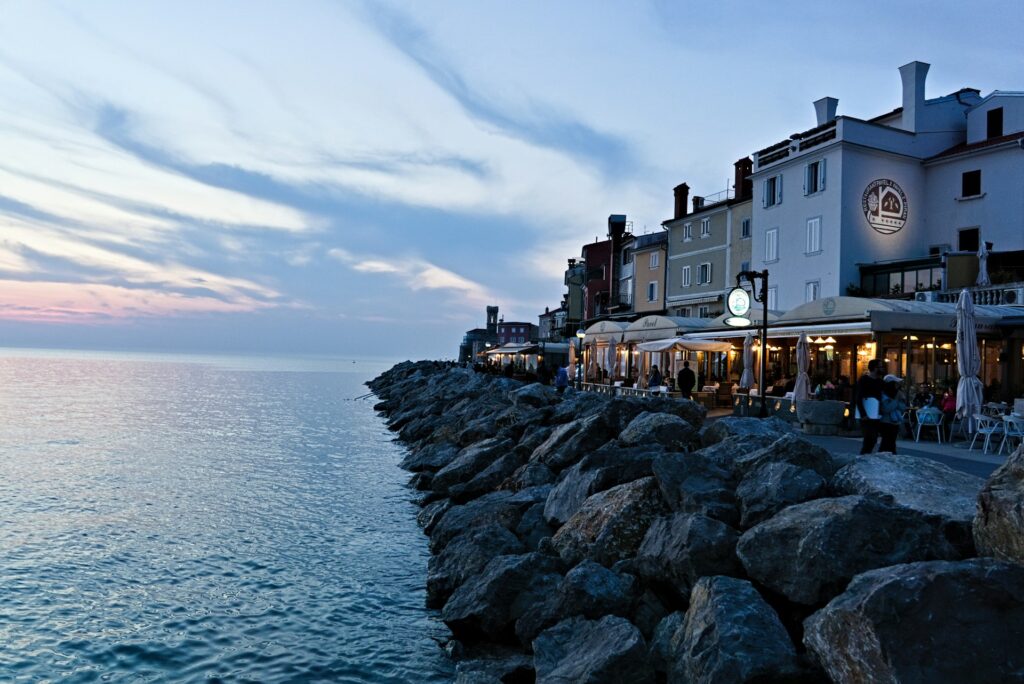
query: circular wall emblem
[
  {"left": 822, "top": 297, "right": 836, "bottom": 316},
  {"left": 862, "top": 179, "right": 908, "bottom": 234}
]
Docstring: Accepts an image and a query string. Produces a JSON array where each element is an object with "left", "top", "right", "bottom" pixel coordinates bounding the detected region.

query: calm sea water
[{"left": 0, "top": 349, "right": 452, "bottom": 682}]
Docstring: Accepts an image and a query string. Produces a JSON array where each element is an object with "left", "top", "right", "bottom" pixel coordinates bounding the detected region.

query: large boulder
[
  {"left": 668, "top": 576, "right": 800, "bottom": 684},
  {"left": 529, "top": 413, "right": 615, "bottom": 472},
  {"left": 515, "top": 560, "right": 637, "bottom": 645},
  {"left": 732, "top": 433, "right": 839, "bottom": 480},
  {"left": 634, "top": 513, "right": 741, "bottom": 600},
  {"left": 974, "top": 444, "right": 1024, "bottom": 563},
  {"left": 735, "top": 461, "right": 828, "bottom": 529},
  {"left": 449, "top": 451, "right": 526, "bottom": 503},
  {"left": 835, "top": 452, "right": 983, "bottom": 556},
  {"left": 804, "top": 559, "right": 1024, "bottom": 684},
  {"left": 552, "top": 477, "right": 667, "bottom": 567},
  {"left": 432, "top": 438, "right": 516, "bottom": 495},
  {"left": 500, "top": 461, "right": 556, "bottom": 491},
  {"left": 400, "top": 442, "right": 460, "bottom": 473},
  {"left": 543, "top": 445, "right": 666, "bottom": 527},
  {"left": 453, "top": 652, "right": 534, "bottom": 684},
  {"left": 652, "top": 453, "right": 739, "bottom": 526},
  {"left": 442, "top": 552, "right": 563, "bottom": 643},
  {"left": 700, "top": 416, "right": 793, "bottom": 448},
  {"left": 427, "top": 524, "right": 524, "bottom": 608},
  {"left": 509, "top": 382, "right": 553, "bottom": 409},
  {"left": 514, "top": 503, "right": 554, "bottom": 551},
  {"left": 737, "top": 495, "right": 961, "bottom": 606},
  {"left": 619, "top": 412, "right": 697, "bottom": 451},
  {"left": 648, "top": 611, "right": 685, "bottom": 676},
  {"left": 431, "top": 486, "right": 551, "bottom": 552},
  {"left": 533, "top": 615, "right": 652, "bottom": 684}
]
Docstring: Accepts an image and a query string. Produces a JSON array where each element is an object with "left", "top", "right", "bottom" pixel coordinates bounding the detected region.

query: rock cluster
[{"left": 369, "top": 361, "right": 1024, "bottom": 683}]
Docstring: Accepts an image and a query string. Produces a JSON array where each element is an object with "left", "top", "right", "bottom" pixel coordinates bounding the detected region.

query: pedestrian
[
  {"left": 854, "top": 358, "right": 886, "bottom": 454},
  {"left": 677, "top": 360, "right": 696, "bottom": 399},
  {"left": 648, "top": 364, "right": 663, "bottom": 389},
  {"left": 537, "top": 361, "right": 551, "bottom": 386},
  {"left": 879, "top": 374, "right": 906, "bottom": 453},
  {"left": 554, "top": 364, "right": 569, "bottom": 395}
]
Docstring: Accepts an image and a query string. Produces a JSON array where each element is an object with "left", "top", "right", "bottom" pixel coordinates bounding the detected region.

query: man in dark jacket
[
  {"left": 854, "top": 358, "right": 886, "bottom": 454},
  {"left": 677, "top": 361, "right": 696, "bottom": 399}
]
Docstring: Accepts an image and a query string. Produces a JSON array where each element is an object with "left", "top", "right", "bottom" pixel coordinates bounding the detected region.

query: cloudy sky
[{"left": 0, "top": 1, "right": 1020, "bottom": 358}]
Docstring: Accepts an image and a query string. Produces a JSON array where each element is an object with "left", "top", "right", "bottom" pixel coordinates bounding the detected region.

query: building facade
[
  {"left": 458, "top": 305, "right": 499, "bottom": 363},
  {"left": 630, "top": 232, "right": 668, "bottom": 314},
  {"left": 749, "top": 62, "right": 1024, "bottom": 310},
  {"left": 497, "top": 321, "right": 538, "bottom": 345}
]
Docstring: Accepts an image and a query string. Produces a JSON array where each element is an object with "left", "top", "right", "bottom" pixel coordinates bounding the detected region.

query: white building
[{"left": 749, "top": 62, "right": 1024, "bottom": 310}]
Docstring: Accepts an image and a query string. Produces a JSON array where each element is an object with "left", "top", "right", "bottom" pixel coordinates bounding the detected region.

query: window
[
  {"left": 765, "top": 228, "right": 779, "bottom": 262},
  {"left": 647, "top": 281, "right": 658, "bottom": 302},
  {"left": 682, "top": 265, "right": 691, "bottom": 287},
  {"left": 622, "top": 249, "right": 632, "bottom": 265},
  {"left": 700, "top": 217, "right": 711, "bottom": 237},
  {"left": 804, "top": 159, "right": 826, "bottom": 194},
  {"left": 698, "top": 262, "right": 712, "bottom": 285},
  {"left": 763, "top": 175, "right": 783, "bottom": 207},
  {"left": 767, "top": 287, "right": 778, "bottom": 311},
  {"left": 623, "top": 278, "right": 632, "bottom": 305},
  {"left": 987, "top": 107, "right": 1004, "bottom": 139},
  {"left": 959, "top": 227, "right": 979, "bottom": 252},
  {"left": 805, "top": 281, "right": 820, "bottom": 302},
  {"left": 698, "top": 305, "right": 710, "bottom": 318},
  {"left": 962, "top": 170, "right": 982, "bottom": 197},
  {"left": 683, "top": 223, "right": 693, "bottom": 241},
  {"left": 649, "top": 252, "right": 659, "bottom": 269},
  {"left": 741, "top": 217, "right": 751, "bottom": 238},
  {"left": 741, "top": 260, "right": 750, "bottom": 273},
  {"left": 806, "top": 217, "right": 822, "bottom": 254},
  {"left": 680, "top": 307, "right": 691, "bottom": 317}
]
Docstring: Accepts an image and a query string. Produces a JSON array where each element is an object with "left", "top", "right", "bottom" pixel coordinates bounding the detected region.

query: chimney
[
  {"left": 607, "top": 214, "right": 627, "bottom": 241},
  {"left": 899, "top": 61, "right": 930, "bottom": 133},
  {"left": 733, "top": 157, "right": 753, "bottom": 200},
  {"left": 813, "top": 97, "right": 839, "bottom": 126},
  {"left": 692, "top": 196, "right": 705, "bottom": 213},
  {"left": 673, "top": 183, "right": 689, "bottom": 219}
]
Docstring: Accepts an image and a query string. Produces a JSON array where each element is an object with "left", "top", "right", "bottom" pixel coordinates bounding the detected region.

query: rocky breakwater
[{"left": 369, "top": 361, "right": 1024, "bottom": 684}]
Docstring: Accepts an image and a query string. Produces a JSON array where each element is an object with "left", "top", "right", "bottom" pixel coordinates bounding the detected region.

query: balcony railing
[{"left": 933, "top": 282, "right": 1024, "bottom": 306}]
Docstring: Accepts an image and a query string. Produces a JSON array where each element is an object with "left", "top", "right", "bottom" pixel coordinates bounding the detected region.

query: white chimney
[
  {"left": 813, "top": 97, "right": 839, "bottom": 126},
  {"left": 899, "top": 61, "right": 930, "bottom": 133}
]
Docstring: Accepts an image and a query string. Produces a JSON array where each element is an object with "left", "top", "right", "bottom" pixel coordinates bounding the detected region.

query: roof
[
  {"left": 777, "top": 296, "right": 1024, "bottom": 324},
  {"left": 926, "top": 131, "right": 1024, "bottom": 161},
  {"left": 633, "top": 232, "right": 668, "bottom": 250},
  {"left": 623, "top": 315, "right": 711, "bottom": 342}
]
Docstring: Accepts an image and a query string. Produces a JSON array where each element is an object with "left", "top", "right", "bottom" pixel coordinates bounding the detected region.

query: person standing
[
  {"left": 648, "top": 365, "right": 663, "bottom": 389},
  {"left": 879, "top": 374, "right": 907, "bottom": 453},
  {"left": 677, "top": 361, "right": 696, "bottom": 399},
  {"left": 855, "top": 359, "right": 885, "bottom": 454},
  {"left": 554, "top": 364, "right": 569, "bottom": 395}
]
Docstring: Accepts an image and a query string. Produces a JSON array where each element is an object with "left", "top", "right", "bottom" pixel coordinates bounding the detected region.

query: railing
[{"left": 934, "top": 282, "right": 1024, "bottom": 305}]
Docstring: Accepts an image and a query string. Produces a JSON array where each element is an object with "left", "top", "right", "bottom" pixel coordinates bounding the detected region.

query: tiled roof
[{"left": 927, "top": 131, "right": 1024, "bottom": 161}]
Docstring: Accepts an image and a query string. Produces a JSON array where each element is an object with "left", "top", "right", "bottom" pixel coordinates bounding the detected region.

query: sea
[{"left": 0, "top": 348, "right": 453, "bottom": 682}]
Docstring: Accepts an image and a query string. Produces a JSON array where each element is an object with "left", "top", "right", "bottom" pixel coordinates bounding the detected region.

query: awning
[
  {"left": 637, "top": 337, "right": 733, "bottom": 353},
  {"left": 623, "top": 315, "right": 711, "bottom": 343},
  {"left": 685, "top": 322, "right": 870, "bottom": 340},
  {"left": 485, "top": 343, "right": 536, "bottom": 355},
  {"left": 582, "top": 320, "right": 629, "bottom": 345}
]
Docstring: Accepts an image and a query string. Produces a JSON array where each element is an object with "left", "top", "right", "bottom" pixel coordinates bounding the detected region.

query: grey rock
[
  {"left": 733, "top": 433, "right": 838, "bottom": 480},
  {"left": 670, "top": 576, "right": 800, "bottom": 684},
  {"left": 700, "top": 416, "right": 793, "bottom": 448},
  {"left": 500, "top": 461, "right": 556, "bottom": 491},
  {"left": 431, "top": 488, "right": 544, "bottom": 553},
  {"left": 529, "top": 413, "right": 615, "bottom": 472},
  {"left": 735, "top": 461, "right": 828, "bottom": 529},
  {"left": 652, "top": 453, "right": 739, "bottom": 526},
  {"left": 631, "top": 587, "right": 672, "bottom": 641},
  {"left": 509, "top": 382, "right": 554, "bottom": 409},
  {"left": 400, "top": 442, "right": 460, "bottom": 472},
  {"left": 417, "top": 498, "right": 451, "bottom": 534},
  {"left": 804, "top": 558, "right": 1024, "bottom": 684},
  {"left": 975, "top": 444, "right": 1024, "bottom": 563},
  {"left": 835, "top": 452, "right": 983, "bottom": 556},
  {"left": 515, "top": 559, "right": 637, "bottom": 646},
  {"left": 408, "top": 471, "right": 433, "bottom": 491},
  {"left": 737, "top": 495, "right": 960, "bottom": 606},
  {"left": 552, "top": 477, "right": 667, "bottom": 567},
  {"left": 514, "top": 503, "right": 553, "bottom": 551},
  {"left": 648, "top": 611, "right": 685, "bottom": 675},
  {"left": 453, "top": 652, "right": 534, "bottom": 684},
  {"left": 533, "top": 615, "right": 653, "bottom": 684},
  {"left": 635, "top": 513, "right": 741, "bottom": 599},
  {"left": 442, "top": 552, "right": 563, "bottom": 643},
  {"left": 449, "top": 451, "right": 526, "bottom": 503},
  {"left": 619, "top": 412, "right": 696, "bottom": 451},
  {"left": 432, "top": 438, "right": 515, "bottom": 495},
  {"left": 427, "top": 524, "right": 524, "bottom": 608}
]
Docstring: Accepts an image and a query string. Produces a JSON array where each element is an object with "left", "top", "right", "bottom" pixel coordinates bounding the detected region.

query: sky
[{"left": 0, "top": 1, "right": 1021, "bottom": 358}]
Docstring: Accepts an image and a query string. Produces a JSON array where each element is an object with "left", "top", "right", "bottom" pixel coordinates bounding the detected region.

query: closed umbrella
[
  {"left": 740, "top": 333, "right": 755, "bottom": 389},
  {"left": 956, "top": 289, "right": 985, "bottom": 434},
  {"left": 605, "top": 343, "right": 615, "bottom": 378},
  {"left": 976, "top": 241, "right": 991, "bottom": 287},
  {"left": 793, "top": 332, "right": 812, "bottom": 400}
]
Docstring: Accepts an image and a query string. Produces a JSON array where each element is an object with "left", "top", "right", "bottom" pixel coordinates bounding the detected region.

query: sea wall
[{"left": 369, "top": 360, "right": 1024, "bottom": 684}]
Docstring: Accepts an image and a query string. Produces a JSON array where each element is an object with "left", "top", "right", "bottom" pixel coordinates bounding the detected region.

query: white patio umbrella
[
  {"left": 956, "top": 289, "right": 985, "bottom": 434},
  {"left": 739, "top": 333, "right": 755, "bottom": 389},
  {"left": 976, "top": 241, "right": 991, "bottom": 287},
  {"left": 792, "top": 332, "right": 812, "bottom": 400},
  {"left": 605, "top": 343, "right": 615, "bottom": 378}
]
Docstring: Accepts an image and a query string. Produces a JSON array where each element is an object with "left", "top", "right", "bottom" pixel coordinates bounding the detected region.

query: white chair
[
  {"left": 998, "top": 415, "right": 1024, "bottom": 455},
  {"left": 915, "top": 408, "right": 944, "bottom": 443},
  {"left": 970, "top": 414, "right": 1004, "bottom": 454}
]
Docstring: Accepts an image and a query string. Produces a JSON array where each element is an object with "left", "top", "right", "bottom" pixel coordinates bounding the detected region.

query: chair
[
  {"left": 998, "top": 415, "right": 1024, "bottom": 455},
  {"left": 970, "top": 414, "right": 1004, "bottom": 454},
  {"left": 716, "top": 382, "right": 734, "bottom": 408},
  {"left": 915, "top": 408, "right": 944, "bottom": 443}
]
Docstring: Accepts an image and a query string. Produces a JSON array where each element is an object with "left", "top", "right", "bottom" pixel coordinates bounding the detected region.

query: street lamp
[
  {"left": 575, "top": 328, "right": 586, "bottom": 389},
  {"left": 727, "top": 269, "right": 770, "bottom": 418}
]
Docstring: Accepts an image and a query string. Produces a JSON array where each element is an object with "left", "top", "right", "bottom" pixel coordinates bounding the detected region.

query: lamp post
[
  {"left": 575, "top": 328, "right": 586, "bottom": 389},
  {"left": 726, "top": 270, "right": 770, "bottom": 418}
]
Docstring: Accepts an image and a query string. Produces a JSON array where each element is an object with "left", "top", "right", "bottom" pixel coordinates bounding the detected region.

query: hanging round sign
[
  {"left": 727, "top": 287, "right": 751, "bottom": 318},
  {"left": 862, "top": 179, "right": 908, "bottom": 234}
]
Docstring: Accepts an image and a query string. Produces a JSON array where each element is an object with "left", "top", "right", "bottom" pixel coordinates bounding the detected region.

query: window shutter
[
  {"left": 776, "top": 175, "right": 783, "bottom": 204},
  {"left": 762, "top": 180, "right": 768, "bottom": 207},
  {"left": 708, "top": 263, "right": 713, "bottom": 283},
  {"left": 803, "top": 165, "right": 809, "bottom": 195},
  {"left": 819, "top": 158, "right": 826, "bottom": 191}
]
